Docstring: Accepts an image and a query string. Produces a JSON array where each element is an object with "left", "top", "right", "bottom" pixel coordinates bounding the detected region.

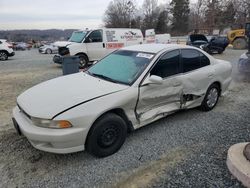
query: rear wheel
[
  {"left": 233, "top": 38, "right": 247, "bottom": 49},
  {"left": 200, "top": 83, "right": 220, "bottom": 111},
  {"left": 78, "top": 54, "right": 89, "bottom": 69},
  {"left": 0, "top": 51, "right": 8, "bottom": 61},
  {"left": 86, "top": 113, "right": 127, "bottom": 157}
]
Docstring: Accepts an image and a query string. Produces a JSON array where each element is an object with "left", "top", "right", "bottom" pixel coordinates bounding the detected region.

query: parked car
[
  {"left": 13, "top": 44, "right": 232, "bottom": 157},
  {"left": 186, "top": 34, "right": 208, "bottom": 47},
  {"left": 201, "top": 36, "right": 229, "bottom": 54},
  {"left": 39, "top": 43, "right": 58, "bottom": 54},
  {"left": 187, "top": 34, "right": 229, "bottom": 54},
  {"left": 13, "top": 42, "right": 30, "bottom": 51},
  {"left": 0, "top": 39, "right": 15, "bottom": 60},
  {"left": 53, "top": 28, "right": 143, "bottom": 68}
]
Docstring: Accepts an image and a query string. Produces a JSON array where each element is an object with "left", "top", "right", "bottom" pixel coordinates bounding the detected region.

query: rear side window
[
  {"left": 200, "top": 52, "right": 210, "bottom": 67},
  {"left": 151, "top": 50, "right": 180, "bottom": 78},
  {"left": 182, "top": 49, "right": 200, "bottom": 72},
  {"left": 182, "top": 49, "right": 210, "bottom": 72}
]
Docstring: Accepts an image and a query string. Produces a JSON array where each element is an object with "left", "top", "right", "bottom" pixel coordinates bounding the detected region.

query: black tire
[
  {"left": 46, "top": 48, "right": 52, "bottom": 54},
  {"left": 78, "top": 54, "right": 89, "bottom": 69},
  {"left": 200, "top": 83, "right": 220, "bottom": 111},
  {"left": 218, "top": 49, "right": 223, "bottom": 54},
  {"left": 0, "top": 51, "right": 8, "bottom": 61},
  {"left": 86, "top": 113, "right": 127, "bottom": 157}
]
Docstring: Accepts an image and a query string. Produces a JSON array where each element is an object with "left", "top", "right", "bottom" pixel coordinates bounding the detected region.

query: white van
[
  {"left": 145, "top": 29, "right": 156, "bottom": 43},
  {"left": 53, "top": 28, "right": 143, "bottom": 68},
  {"left": 155, "top": 34, "right": 171, "bottom": 44}
]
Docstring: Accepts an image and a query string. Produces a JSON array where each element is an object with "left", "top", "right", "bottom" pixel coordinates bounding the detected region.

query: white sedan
[
  {"left": 38, "top": 44, "right": 58, "bottom": 54},
  {"left": 12, "top": 44, "right": 232, "bottom": 157}
]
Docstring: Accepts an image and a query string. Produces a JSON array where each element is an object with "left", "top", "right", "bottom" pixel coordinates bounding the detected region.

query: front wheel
[
  {"left": 233, "top": 38, "right": 247, "bottom": 49},
  {"left": 78, "top": 54, "right": 89, "bottom": 69},
  {"left": 46, "top": 49, "right": 52, "bottom": 54},
  {"left": 86, "top": 113, "right": 127, "bottom": 157},
  {"left": 0, "top": 51, "right": 8, "bottom": 61},
  {"left": 200, "top": 84, "right": 220, "bottom": 111}
]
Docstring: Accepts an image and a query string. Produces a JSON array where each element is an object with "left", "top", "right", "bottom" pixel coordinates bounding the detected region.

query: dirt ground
[{"left": 0, "top": 50, "right": 61, "bottom": 131}]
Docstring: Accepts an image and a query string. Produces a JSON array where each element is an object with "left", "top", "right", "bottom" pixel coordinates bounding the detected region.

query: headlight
[{"left": 31, "top": 117, "right": 72, "bottom": 129}]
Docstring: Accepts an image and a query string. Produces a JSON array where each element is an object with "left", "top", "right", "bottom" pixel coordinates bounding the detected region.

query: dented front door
[
  {"left": 136, "top": 50, "right": 183, "bottom": 124},
  {"left": 136, "top": 76, "right": 183, "bottom": 123}
]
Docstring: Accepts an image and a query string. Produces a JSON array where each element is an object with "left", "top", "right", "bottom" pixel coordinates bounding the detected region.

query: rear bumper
[{"left": 12, "top": 106, "right": 87, "bottom": 154}]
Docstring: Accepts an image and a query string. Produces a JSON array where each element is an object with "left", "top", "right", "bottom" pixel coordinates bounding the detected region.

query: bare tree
[
  {"left": 188, "top": 0, "right": 207, "bottom": 32},
  {"left": 142, "top": 0, "right": 159, "bottom": 30},
  {"left": 104, "top": 0, "right": 136, "bottom": 28},
  {"left": 194, "top": 0, "right": 206, "bottom": 30},
  {"left": 233, "top": 0, "right": 250, "bottom": 28}
]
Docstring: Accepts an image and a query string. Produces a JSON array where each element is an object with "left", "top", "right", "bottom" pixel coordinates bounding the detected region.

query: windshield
[
  {"left": 88, "top": 50, "right": 155, "bottom": 85},
  {"left": 69, "top": 31, "right": 88, "bottom": 43}
]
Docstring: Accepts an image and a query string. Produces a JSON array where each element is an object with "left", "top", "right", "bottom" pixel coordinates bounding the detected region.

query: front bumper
[
  {"left": 8, "top": 52, "right": 15, "bottom": 57},
  {"left": 38, "top": 48, "right": 46, "bottom": 54},
  {"left": 12, "top": 106, "right": 87, "bottom": 154},
  {"left": 53, "top": 55, "right": 63, "bottom": 64}
]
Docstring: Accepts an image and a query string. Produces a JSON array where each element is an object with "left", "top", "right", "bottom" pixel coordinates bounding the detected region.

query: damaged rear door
[
  {"left": 136, "top": 50, "right": 183, "bottom": 124},
  {"left": 180, "top": 49, "right": 214, "bottom": 108}
]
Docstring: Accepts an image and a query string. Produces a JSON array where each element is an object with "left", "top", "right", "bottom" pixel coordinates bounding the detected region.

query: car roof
[{"left": 121, "top": 44, "right": 192, "bottom": 53}]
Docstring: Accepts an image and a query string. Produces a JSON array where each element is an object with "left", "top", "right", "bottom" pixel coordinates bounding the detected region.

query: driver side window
[
  {"left": 87, "top": 30, "right": 103, "bottom": 43},
  {"left": 150, "top": 50, "right": 180, "bottom": 78}
]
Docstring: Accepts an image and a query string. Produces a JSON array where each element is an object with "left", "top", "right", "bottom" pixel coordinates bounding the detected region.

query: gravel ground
[{"left": 0, "top": 48, "right": 249, "bottom": 188}]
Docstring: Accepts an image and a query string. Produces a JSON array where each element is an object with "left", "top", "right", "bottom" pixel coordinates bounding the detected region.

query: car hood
[
  {"left": 17, "top": 72, "right": 128, "bottom": 119},
  {"left": 190, "top": 34, "right": 208, "bottom": 42},
  {"left": 54, "top": 41, "right": 72, "bottom": 47}
]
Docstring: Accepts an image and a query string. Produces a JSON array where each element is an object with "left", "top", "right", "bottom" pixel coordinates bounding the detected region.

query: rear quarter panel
[{"left": 213, "top": 59, "right": 232, "bottom": 94}]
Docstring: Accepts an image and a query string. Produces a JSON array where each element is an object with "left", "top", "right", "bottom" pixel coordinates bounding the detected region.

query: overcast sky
[{"left": 0, "top": 0, "right": 192, "bottom": 30}]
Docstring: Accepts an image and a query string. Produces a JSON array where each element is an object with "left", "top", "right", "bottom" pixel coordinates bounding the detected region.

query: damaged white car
[{"left": 12, "top": 44, "right": 232, "bottom": 157}]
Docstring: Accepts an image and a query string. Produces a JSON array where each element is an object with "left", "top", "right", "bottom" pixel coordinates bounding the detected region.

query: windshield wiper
[{"left": 91, "top": 73, "right": 119, "bottom": 83}]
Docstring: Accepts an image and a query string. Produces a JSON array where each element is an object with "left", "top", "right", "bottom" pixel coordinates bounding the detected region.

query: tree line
[
  {"left": 103, "top": 0, "right": 250, "bottom": 35},
  {"left": 0, "top": 29, "right": 76, "bottom": 42}
]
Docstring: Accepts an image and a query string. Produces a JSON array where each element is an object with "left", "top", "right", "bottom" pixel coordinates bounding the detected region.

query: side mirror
[{"left": 142, "top": 75, "right": 163, "bottom": 86}]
